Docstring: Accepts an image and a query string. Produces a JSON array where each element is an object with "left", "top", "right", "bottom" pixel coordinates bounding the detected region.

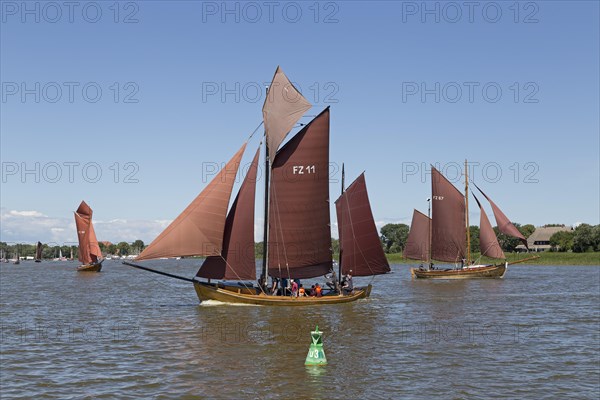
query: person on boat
[
  {"left": 314, "top": 283, "right": 322, "bottom": 297},
  {"left": 342, "top": 271, "right": 353, "bottom": 294},
  {"left": 270, "top": 277, "right": 279, "bottom": 296},
  {"left": 309, "top": 285, "right": 316, "bottom": 296},
  {"left": 298, "top": 284, "right": 306, "bottom": 297},
  {"left": 291, "top": 279, "right": 298, "bottom": 297},
  {"left": 325, "top": 268, "right": 340, "bottom": 293}
]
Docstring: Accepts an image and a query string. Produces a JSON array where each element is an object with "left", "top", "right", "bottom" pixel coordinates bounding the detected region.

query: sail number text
[
  {"left": 433, "top": 196, "right": 444, "bottom": 201},
  {"left": 292, "top": 165, "right": 316, "bottom": 175}
]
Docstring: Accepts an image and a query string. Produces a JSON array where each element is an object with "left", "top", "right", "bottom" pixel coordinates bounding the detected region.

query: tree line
[
  {"left": 379, "top": 223, "right": 600, "bottom": 253},
  {"left": 0, "top": 240, "right": 146, "bottom": 259}
]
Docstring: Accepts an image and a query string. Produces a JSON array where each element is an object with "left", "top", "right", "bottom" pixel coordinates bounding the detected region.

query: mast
[
  {"left": 261, "top": 141, "right": 270, "bottom": 289},
  {"left": 338, "top": 163, "right": 345, "bottom": 285},
  {"left": 427, "top": 198, "right": 432, "bottom": 269},
  {"left": 465, "top": 159, "right": 471, "bottom": 265}
]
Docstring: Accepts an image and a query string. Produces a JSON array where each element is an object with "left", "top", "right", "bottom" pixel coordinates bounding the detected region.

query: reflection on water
[{"left": 1, "top": 260, "right": 599, "bottom": 399}]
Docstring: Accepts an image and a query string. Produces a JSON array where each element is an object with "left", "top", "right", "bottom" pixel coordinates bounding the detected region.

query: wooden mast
[
  {"left": 261, "top": 141, "right": 270, "bottom": 289},
  {"left": 338, "top": 163, "right": 345, "bottom": 285},
  {"left": 427, "top": 197, "right": 432, "bottom": 269},
  {"left": 465, "top": 159, "right": 471, "bottom": 265}
]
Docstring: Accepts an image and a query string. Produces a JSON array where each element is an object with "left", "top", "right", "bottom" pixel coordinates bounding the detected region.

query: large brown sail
[
  {"left": 404, "top": 209, "right": 431, "bottom": 261},
  {"left": 136, "top": 144, "right": 246, "bottom": 261},
  {"left": 335, "top": 173, "right": 390, "bottom": 276},
  {"left": 262, "top": 66, "right": 312, "bottom": 160},
  {"left": 473, "top": 194, "right": 505, "bottom": 259},
  {"left": 268, "top": 108, "right": 332, "bottom": 279},
  {"left": 197, "top": 147, "right": 260, "bottom": 281},
  {"left": 74, "top": 201, "right": 101, "bottom": 264},
  {"left": 473, "top": 183, "right": 527, "bottom": 248},
  {"left": 431, "top": 167, "right": 466, "bottom": 262}
]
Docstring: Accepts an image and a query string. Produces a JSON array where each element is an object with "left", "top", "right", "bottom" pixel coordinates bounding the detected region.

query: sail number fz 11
[{"left": 292, "top": 165, "right": 316, "bottom": 175}]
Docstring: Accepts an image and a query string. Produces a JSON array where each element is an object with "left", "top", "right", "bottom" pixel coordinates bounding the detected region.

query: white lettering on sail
[
  {"left": 292, "top": 165, "right": 316, "bottom": 175},
  {"left": 433, "top": 196, "right": 444, "bottom": 200}
]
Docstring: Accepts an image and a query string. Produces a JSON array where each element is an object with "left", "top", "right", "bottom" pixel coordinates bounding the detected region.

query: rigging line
[
  {"left": 248, "top": 121, "right": 264, "bottom": 141},
  {"left": 270, "top": 178, "right": 292, "bottom": 281},
  {"left": 218, "top": 255, "right": 266, "bottom": 295}
]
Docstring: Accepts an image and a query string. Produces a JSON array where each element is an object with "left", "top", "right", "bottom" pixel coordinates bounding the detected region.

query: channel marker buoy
[{"left": 305, "top": 325, "right": 327, "bottom": 366}]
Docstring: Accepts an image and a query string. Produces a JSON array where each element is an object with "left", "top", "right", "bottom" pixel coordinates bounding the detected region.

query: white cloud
[
  {"left": 0, "top": 207, "right": 172, "bottom": 245},
  {"left": 8, "top": 210, "right": 45, "bottom": 217}
]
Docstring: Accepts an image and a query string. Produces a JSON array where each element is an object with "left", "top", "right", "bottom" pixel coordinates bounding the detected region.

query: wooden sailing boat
[
  {"left": 35, "top": 241, "right": 42, "bottom": 262},
  {"left": 13, "top": 246, "right": 20, "bottom": 265},
  {"left": 125, "top": 67, "right": 389, "bottom": 305},
  {"left": 408, "top": 161, "right": 528, "bottom": 279},
  {"left": 74, "top": 201, "right": 103, "bottom": 272}
]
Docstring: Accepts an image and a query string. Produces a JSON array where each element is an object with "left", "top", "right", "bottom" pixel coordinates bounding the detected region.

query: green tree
[
  {"left": 520, "top": 224, "right": 536, "bottom": 238},
  {"left": 131, "top": 240, "right": 145, "bottom": 255},
  {"left": 331, "top": 238, "right": 340, "bottom": 255},
  {"left": 117, "top": 242, "right": 131, "bottom": 256},
  {"left": 380, "top": 223, "right": 410, "bottom": 253},
  {"left": 494, "top": 223, "right": 522, "bottom": 252},
  {"left": 469, "top": 225, "right": 480, "bottom": 254},
  {"left": 98, "top": 242, "right": 106, "bottom": 252},
  {"left": 592, "top": 225, "right": 600, "bottom": 251},
  {"left": 255, "top": 242, "right": 263, "bottom": 258},
  {"left": 108, "top": 244, "right": 117, "bottom": 255},
  {"left": 573, "top": 224, "right": 595, "bottom": 252},
  {"left": 549, "top": 230, "right": 574, "bottom": 252}
]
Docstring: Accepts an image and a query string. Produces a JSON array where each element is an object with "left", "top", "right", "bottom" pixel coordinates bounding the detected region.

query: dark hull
[
  {"left": 193, "top": 281, "right": 371, "bottom": 306},
  {"left": 410, "top": 263, "right": 507, "bottom": 279},
  {"left": 77, "top": 260, "right": 103, "bottom": 272}
]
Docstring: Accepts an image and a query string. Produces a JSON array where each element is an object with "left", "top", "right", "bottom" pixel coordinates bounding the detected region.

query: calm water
[{"left": 1, "top": 260, "right": 599, "bottom": 399}]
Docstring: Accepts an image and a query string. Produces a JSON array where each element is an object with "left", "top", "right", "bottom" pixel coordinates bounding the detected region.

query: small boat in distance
[
  {"left": 74, "top": 201, "right": 103, "bottom": 272},
  {"left": 35, "top": 241, "right": 42, "bottom": 262},
  {"left": 13, "top": 246, "right": 20, "bottom": 265},
  {"left": 406, "top": 161, "right": 533, "bottom": 279},
  {"left": 125, "top": 67, "right": 390, "bottom": 305}
]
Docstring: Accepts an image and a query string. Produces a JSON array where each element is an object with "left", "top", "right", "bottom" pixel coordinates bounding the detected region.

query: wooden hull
[
  {"left": 410, "top": 263, "right": 507, "bottom": 279},
  {"left": 193, "top": 281, "right": 372, "bottom": 306},
  {"left": 77, "top": 261, "right": 102, "bottom": 272}
]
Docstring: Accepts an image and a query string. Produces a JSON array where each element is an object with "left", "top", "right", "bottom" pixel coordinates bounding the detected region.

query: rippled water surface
[{"left": 1, "top": 261, "right": 599, "bottom": 399}]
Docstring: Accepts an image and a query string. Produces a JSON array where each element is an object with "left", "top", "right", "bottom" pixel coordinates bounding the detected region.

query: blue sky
[{"left": 1, "top": 0, "right": 598, "bottom": 245}]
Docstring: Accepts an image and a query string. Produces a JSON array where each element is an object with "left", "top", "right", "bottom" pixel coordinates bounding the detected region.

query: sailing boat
[
  {"left": 74, "top": 201, "right": 103, "bottom": 272},
  {"left": 124, "top": 67, "right": 389, "bottom": 305},
  {"left": 35, "top": 241, "right": 42, "bottom": 262},
  {"left": 13, "top": 245, "right": 20, "bottom": 264},
  {"left": 407, "top": 161, "right": 529, "bottom": 279}
]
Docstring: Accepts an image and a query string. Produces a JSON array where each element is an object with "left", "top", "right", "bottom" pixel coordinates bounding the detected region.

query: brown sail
[
  {"left": 197, "top": 147, "right": 260, "bottom": 281},
  {"left": 136, "top": 144, "right": 246, "bottom": 261},
  {"left": 473, "top": 183, "right": 527, "bottom": 248},
  {"left": 262, "top": 66, "right": 312, "bottom": 160},
  {"left": 335, "top": 173, "right": 390, "bottom": 276},
  {"left": 404, "top": 209, "right": 431, "bottom": 261},
  {"left": 431, "top": 167, "right": 466, "bottom": 262},
  {"left": 74, "top": 201, "right": 102, "bottom": 264},
  {"left": 473, "top": 194, "right": 505, "bottom": 259},
  {"left": 35, "top": 241, "right": 42, "bottom": 261},
  {"left": 268, "top": 108, "right": 332, "bottom": 279}
]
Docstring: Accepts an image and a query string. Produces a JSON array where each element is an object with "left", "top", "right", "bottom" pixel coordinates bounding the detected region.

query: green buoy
[{"left": 305, "top": 325, "right": 327, "bottom": 366}]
